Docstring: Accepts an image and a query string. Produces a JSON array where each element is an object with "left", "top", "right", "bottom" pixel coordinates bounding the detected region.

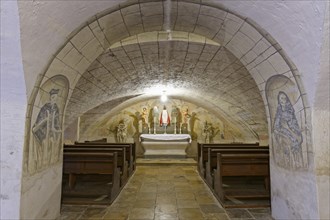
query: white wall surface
[
  {"left": 18, "top": 0, "right": 119, "bottom": 98},
  {"left": 313, "top": 2, "right": 330, "bottom": 219},
  {"left": 0, "top": 1, "right": 26, "bottom": 219}
]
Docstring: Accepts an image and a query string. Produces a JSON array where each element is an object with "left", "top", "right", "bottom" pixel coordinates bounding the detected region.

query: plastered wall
[
  {"left": 0, "top": 1, "right": 26, "bottom": 219},
  {"left": 73, "top": 98, "right": 262, "bottom": 157}
]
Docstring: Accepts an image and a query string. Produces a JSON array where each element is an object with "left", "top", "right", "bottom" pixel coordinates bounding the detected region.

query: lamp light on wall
[{"left": 161, "top": 91, "right": 168, "bottom": 102}]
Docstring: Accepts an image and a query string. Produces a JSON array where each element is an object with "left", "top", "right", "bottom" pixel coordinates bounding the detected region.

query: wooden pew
[
  {"left": 84, "top": 138, "right": 107, "bottom": 143},
  {"left": 205, "top": 148, "right": 269, "bottom": 188},
  {"left": 64, "top": 145, "right": 129, "bottom": 186},
  {"left": 213, "top": 153, "right": 270, "bottom": 208},
  {"left": 62, "top": 152, "right": 120, "bottom": 204},
  {"left": 197, "top": 143, "right": 260, "bottom": 178},
  {"left": 75, "top": 142, "right": 136, "bottom": 176}
]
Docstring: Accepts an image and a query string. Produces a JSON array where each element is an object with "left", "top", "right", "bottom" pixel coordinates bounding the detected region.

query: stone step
[{"left": 136, "top": 158, "right": 197, "bottom": 166}]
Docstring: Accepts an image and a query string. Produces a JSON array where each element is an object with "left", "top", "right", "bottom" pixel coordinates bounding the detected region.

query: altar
[{"left": 140, "top": 134, "right": 191, "bottom": 158}]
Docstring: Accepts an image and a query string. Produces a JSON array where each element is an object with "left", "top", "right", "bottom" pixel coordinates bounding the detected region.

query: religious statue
[
  {"left": 32, "top": 88, "right": 62, "bottom": 170},
  {"left": 189, "top": 112, "right": 199, "bottom": 140},
  {"left": 181, "top": 107, "right": 191, "bottom": 133},
  {"left": 141, "top": 107, "right": 149, "bottom": 133},
  {"left": 141, "top": 107, "right": 148, "bottom": 125},
  {"left": 182, "top": 107, "right": 191, "bottom": 124},
  {"left": 202, "top": 121, "right": 212, "bottom": 143},
  {"left": 117, "top": 120, "right": 127, "bottom": 143},
  {"left": 160, "top": 105, "right": 170, "bottom": 134}
]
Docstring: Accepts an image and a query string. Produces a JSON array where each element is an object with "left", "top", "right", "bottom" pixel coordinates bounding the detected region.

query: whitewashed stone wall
[
  {"left": 20, "top": 75, "right": 69, "bottom": 219},
  {"left": 0, "top": 1, "right": 26, "bottom": 219},
  {"left": 314, "top": 2, "right": 330, "bottom": 219}
]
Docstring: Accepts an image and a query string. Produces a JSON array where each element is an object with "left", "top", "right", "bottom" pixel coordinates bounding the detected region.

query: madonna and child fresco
[
  {"left": 25, "top": 75, "right": 69, "bottom": 175},
  {"left": 266, "top": 75, "right": 308, "bottom": 170},
  {"left": 274, "top": 91, "right": 303, "bottom": 168}
]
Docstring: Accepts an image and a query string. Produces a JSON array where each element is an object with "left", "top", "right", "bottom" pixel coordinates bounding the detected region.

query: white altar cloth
[
  {"left": 139, "top": 134, "right": 191, "bottom": 158},
  {"left": 140, "top": 134, "right": 191, "bottom": 143}
]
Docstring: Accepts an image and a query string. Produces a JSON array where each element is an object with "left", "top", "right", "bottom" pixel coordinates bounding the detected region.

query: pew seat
[
  {"left": 62, "top": 152, "right": 120, "bottom": 205},
  {"left": 197, "top": 143, "right": 261, "bottom": 178},
  {"left": 205, "top": 148, "right": 269, "bottom": 188},
  {"left": 74, "top": 142, "right": 136, "bottom": 175},
  {"left": 213, "top": 153, "right": 270, "bottom": 208},
  {"left": 64, "top": 146, "right": 129, "bottom": 186}
]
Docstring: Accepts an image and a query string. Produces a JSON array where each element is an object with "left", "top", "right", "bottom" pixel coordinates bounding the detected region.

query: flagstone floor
[{"left": 60, "top": 164, "right": 273, "bottom": 220}]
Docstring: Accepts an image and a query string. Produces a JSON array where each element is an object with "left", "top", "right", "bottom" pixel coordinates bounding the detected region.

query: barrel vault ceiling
[{"left": 36, "top": 1, "right": 288, "bottom": 140}]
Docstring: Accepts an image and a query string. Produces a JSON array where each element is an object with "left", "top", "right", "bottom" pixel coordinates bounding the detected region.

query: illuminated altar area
[{"left": 140, "top": 134, "right": 191, "bottom": 158}]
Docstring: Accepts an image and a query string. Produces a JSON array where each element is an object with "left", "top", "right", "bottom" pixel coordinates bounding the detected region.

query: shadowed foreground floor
[{"left": 61, "top": 165, "right": 273, "bottom": 220}]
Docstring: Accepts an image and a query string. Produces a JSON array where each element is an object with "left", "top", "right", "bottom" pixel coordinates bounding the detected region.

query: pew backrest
[
  {"left": 199, "top": 143, "right": 262, "bottom": 163},
  {"left": 63, "top": 152, "right": 118, "bottom": 175},
  {"left": 218, "top": 153, "right": 269, "bottom": 176},
  {"left": 197, "top": 142, "right": 266, "bottom": 175},
  {"left": 208, "top": 148, "right": 269, "bottom": 170}
]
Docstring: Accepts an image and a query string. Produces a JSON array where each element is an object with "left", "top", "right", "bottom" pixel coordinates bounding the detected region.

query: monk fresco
[{"left": 31, "top": 89, "right": 62, "bottom": 172}]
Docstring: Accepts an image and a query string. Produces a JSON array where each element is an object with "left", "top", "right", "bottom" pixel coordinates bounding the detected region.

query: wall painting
[
  {"left": 266, "top": 75, "right": 309, "bottom": 170},
  {"left": 24, "top": 75, "right": 69, "bottom": 175}
]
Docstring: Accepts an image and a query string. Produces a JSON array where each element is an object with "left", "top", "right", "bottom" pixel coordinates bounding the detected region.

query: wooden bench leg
[
  {"left": 69, "top": 174, "right": 76, "bottom": 190},
  {"left": 264, "top": 177, "right": 270, "bottom": 191}
]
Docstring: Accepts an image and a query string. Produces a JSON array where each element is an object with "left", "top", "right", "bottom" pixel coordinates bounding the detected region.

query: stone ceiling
[{"left": 57, "top": 0, "right": 294, "bottom": 139}]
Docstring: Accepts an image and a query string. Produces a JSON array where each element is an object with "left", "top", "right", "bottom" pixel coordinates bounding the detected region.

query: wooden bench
[
  {"left": 213, "top": 153, "right": 270, "bottom": 208},
  {"left": 205, "top": 148, "right": 269, "bottom": 188},
  {"left": 64, "top": 145, "right": 129, "bottom": 186},
  {"left": 75, "top": 142, "right": 136, "bottom": 176},
  {"left": 84, "top": 138, "right": 107, "bottom": 143},
  {"left": 62, "top": 152, "right": 120, "bottom": 204},
  {"left": 197, "top": 143, "right": 260, "bottom": 178}
]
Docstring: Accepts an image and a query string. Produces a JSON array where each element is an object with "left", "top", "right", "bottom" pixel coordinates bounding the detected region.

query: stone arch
[
  {"left": 19, "top": 1, "right": 320, "bottom": 219},
  {"left": 24, "top": 0, "right": 311, "bottom": 161}
]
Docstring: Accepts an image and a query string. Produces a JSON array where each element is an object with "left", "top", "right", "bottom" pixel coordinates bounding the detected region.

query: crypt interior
[{"left": 1, "top": 0, "right": 329, "bottom": 219}]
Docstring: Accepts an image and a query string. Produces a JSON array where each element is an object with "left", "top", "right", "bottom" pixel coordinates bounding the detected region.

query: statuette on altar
[{"left": 160, "top": 105, "right": 170, "bottom": 134}]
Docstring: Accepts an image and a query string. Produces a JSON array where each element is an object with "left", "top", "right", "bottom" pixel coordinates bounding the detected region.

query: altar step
[{"left": 136, "top": 158, "right": 197, "bottom": 166}]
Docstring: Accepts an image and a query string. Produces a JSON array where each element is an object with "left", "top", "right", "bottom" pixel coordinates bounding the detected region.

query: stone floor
[
  {"left": 60, "top": 164, "right": 273, "bottom": 220},
  {"left": 136, "top": 158, "right": 196, "bottom": 165}
]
